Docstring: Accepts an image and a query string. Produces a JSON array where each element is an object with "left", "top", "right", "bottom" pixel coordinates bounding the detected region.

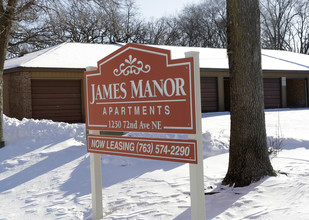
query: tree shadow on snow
[
  {"left": 60, "top": 150, "right": 185, "bottom": 219},
  {"left": 0, "top": 140, "right": 87, "bottom": 193},
  {"left": 175, "top": 177, "right": 271, "bottom": 220},
  {"left": 60, "top": 152, "right": 184, "bottom": 198},
  {"left": 201, "top": 111, "right": 230, "bottom": 119},
  {"left": 281, "top": 138, "right": 309, "bottom": 150},
  {"left": 265, "top": 107, "right": 309, "bottom": 113}
]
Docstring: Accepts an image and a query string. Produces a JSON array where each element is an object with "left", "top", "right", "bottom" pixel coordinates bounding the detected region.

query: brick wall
[
  {"left": 287, "top": 79, "right": 306, "bottom": 108},
  {"left": 8, "top": 72, "right": 32, "bottom": 119},
  {"left": 3, "top": 74, "right": 9, "bottom": 116}
]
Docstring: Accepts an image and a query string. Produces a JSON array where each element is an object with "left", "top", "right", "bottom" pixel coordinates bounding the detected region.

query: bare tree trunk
[
  {"left": 223, "top": 0, "right": 276, "bottom": 187},
  {"left": 0, "top": 20, "right": 10, "bottom": 148},
  {"left": 0, "top": 0, "right": 18, "bottom": 148}
]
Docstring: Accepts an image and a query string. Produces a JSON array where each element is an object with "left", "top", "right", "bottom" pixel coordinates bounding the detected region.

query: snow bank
[
  {"left": 3, "top": 108, "right": 308, "bottom": 158},
  {"left": 3, "top": 115, "right": 86, "bottom": 145},
  {"left": 3, "top": 114, "right": 228, "bottom": 159},
  {"left": 0, "top": 109, "right": 309, "bottom": 219}
]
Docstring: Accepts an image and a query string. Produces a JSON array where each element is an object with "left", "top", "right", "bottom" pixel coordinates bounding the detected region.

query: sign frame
[{"left": 85, "top": 44, "right": 206, "bottom": 220}]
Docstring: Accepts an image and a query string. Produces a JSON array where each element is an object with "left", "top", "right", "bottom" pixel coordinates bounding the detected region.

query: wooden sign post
[
  {"left": 186, "top": 51, "right": 206, "bottom": 220},
  {"left": 84, "top": 44, "right": 205, "bottom": 219}
]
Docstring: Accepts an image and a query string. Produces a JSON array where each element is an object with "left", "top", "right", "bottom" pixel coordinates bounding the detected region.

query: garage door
[
  {"left": 263, "top": 78, "right": 281, "bottom": 109},
  {"left": 31, "top": 80, "right": 82, "bottom": 123},
  {"left": 200, "top": 77, "right": 218, "bottom": 112}
]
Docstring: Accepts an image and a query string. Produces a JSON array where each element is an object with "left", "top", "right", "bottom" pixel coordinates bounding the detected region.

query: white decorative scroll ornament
[{"left": 113, "top": 55, "right": 151, "bottom": 76}]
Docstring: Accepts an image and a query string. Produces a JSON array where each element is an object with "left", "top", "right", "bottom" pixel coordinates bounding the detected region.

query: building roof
[
  {"left": 4, "top": 42, "right": 309, "bottom": 72},
  {"left": 4, "top": 43, "right": 121, "bottom": 71}
]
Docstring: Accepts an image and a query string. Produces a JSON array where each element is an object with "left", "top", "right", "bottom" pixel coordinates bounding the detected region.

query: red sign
[
  {"left": 87, "top": 135, "right": 197, "bottom": 164},
  {"left": 84, "top": 43, "right": 196, "bottom": 134}
]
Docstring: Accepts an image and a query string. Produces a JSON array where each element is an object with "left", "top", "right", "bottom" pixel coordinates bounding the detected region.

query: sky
[{"left": 134, "top": 0, "right": 202, "bottom": 20}]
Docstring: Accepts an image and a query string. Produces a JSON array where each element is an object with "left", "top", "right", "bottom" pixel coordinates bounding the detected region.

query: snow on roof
[
  {"left": 149, "top": 44, "right": 229, "bottom": 70},
  {"left": 4, "top": 42, "right": 122, "bottom": 70},
  {"left": 153, "top": 44, "right": 309, "bottom": 71},
  {"left": 262, "top": 49, "right": 309, "bottom": 71},
  {"left": 4, "top": 42, "right": 309, "bottom": 72}
]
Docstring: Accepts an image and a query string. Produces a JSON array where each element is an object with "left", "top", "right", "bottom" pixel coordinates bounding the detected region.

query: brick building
[{"left": 4, "top": 42, "right": 309, "bottom": 123}]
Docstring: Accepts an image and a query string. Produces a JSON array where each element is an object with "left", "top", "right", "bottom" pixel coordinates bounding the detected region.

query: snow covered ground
[{"left": 0, "top": 108, "right": 309, "bottom": 219}]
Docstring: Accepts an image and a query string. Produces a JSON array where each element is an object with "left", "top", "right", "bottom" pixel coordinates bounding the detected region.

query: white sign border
[
  {"left": 85, "top": 45, "right": 195, "bottom": 133},
  {"left": 87, "top": 135, "right": 197, "bottom": 163}
]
